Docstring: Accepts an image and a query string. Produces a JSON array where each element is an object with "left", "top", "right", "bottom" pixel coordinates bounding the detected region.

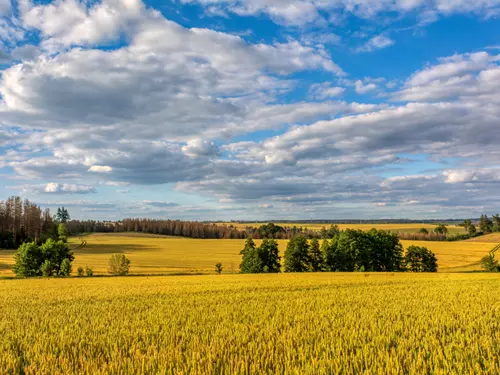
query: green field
[
  {"left": 0, "top": 233, "right": 497, "bottom": 276},
  {"left": 1, "top": 273, "right": 500, "bottom": 374}
]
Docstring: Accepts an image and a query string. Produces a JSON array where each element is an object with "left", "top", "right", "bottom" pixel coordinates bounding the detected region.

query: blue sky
[{"left": 1, "top": 0, "right": 500, "bottom": 220}]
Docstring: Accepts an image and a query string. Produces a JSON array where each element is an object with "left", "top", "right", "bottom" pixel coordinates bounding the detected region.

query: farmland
[
  {"left": 0, "top": 232, "right": 497, "bottom": 276},
  {"left": 1, "top": 273, "right": 500, "bottom": 374}
]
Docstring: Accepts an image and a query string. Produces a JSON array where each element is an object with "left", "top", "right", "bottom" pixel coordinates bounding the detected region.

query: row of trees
[
  {"left": 240, "top": 229, "right": 438, "bottom": 273},
  {"left": 0, "top": 196, "right": 72, "bottom": 248}
]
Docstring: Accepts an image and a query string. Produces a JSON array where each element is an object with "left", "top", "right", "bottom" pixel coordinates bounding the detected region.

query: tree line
[
  {"left": 239, "top": 229, "right": 438, "bottom": 273},
  {"left": 0, "top": 197, "right": 64, "bottom": 248}
]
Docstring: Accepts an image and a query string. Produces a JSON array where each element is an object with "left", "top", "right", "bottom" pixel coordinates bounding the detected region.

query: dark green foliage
[
  {"left": 405, "top": 246, "right": 438, "bottom": 272},
  {"left": 308, "top": 238, "right": 323, "bottom": 272},
  {"left": 480, "top": 214, "right": 493, "bottom": 233},
  {"left": 468, "top": 223, "right": 477, "bottom": 236},
  {"left": 40, "top": 239, "right": 75, "bottom": 276},
  {"left": 434, "top": 224, "right": 448, "bottom": 235},
  {"left": 319, "top": 225, "right": 340, "bottom": 239},
  {"left": 257, "top": 223, "right": 285, "bottom": 239},
  {"left": 58, "top": 223, "right": 68, "bottom": 242},
  {"left": 41, "top": 260, "right": 53, "bottom": 277},
  {"left": 0, "top": 231, "right": 15, "bottom": 249},
  {"left": 366, "top": 229, "right": 404, "bottom": 272},
  {"left": 108, "top": 254, "right": 131, "bottom": 276},
  {"left": 284, "top": 235, "right": 310, "bottom": 272},
  {"left": 258, "top": 239, "right": 281, "bottom": 272},
  {"left": 85, "top": 266, "right": 94, "bottom": 277},
  {"left": 77, "top": 266, "right": 84, "bottom": 277},
  {"left": 59, "top": 258, "right": 72, "bottom": 276},
  {"left": 55, "top": 207, "right": 70, "bottom": 223},
  {"left": 493, "top": 214, "right": 500, "bottom": 232},
  {"left": 215, "top": 262, "right": 223, "bottom": 274},
  {"left": 481, "top": 254, "right": 500, "bottom": 272},
  {"left": 419, "top": 228, "right": 429, "bottom": 234},
  {"left": 13, "top": 242, "right": 43, "bottom": 277},
  {"left": 239, "top": 238, "right": 281, "bottom": 273}
]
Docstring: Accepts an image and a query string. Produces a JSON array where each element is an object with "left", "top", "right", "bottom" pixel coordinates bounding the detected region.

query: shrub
[
  {"left": 215, "top": 263, "right": 223, "bottom": 274},
  {"left": 77, "top": 267, "right": 84, "bottom": 277},
  {"left": 41, "top": 260, "right": 53, "bottom": 277},
  {"left": 59, "top": 258, "right": 72, "bottom": 277},
  {"left": 481, "top": 254, "right": 499, "bottom": 272},
  {"left": 108, "top": 254, "right": 131, "bottom": 276},
  {"left": 86, "top": 266, "right": 94, "bottom": 277},
  {"left": 12, "top": 242, "right": 43, "bottom": 277}
]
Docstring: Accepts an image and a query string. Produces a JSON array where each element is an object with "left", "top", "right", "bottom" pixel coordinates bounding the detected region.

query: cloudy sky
[{"left": 0, "top": 0, "right": 499, "bottom": 220}]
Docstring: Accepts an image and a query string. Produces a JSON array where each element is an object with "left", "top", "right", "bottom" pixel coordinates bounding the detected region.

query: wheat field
[
  {"left": 1, "top": 273, "right": 500, "bottom": 374},
  {"left": 0, "top": 233, "right": 496, "bottom": 276}
]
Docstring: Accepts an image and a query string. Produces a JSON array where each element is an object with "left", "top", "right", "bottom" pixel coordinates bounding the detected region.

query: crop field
[
  {"left": 1, "top": 273, "right": 500, "bottom": 374},
  {"left": 0, "top": 233, "right": 497, "bottom": 276},
  {"left": 219, "top": 222, "right": 467, "bottom": 234}
]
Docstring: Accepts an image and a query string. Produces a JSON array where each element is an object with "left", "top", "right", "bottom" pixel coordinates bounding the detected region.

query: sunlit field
[
  {"left": 218, "top": 222, "right": 467, "bottom": 234},
  {"left": 1, "top": 273, "right": 500, "bottom": 374},
  {"left": 0, "top": 233, "right": 496, "bottom": 275}
]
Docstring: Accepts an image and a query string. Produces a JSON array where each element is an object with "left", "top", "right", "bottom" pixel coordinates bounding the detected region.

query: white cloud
[
  {"left": 88, "top": 165, "right": 113, "bottom": 173},
  {"left": 182, "top": 139, "right": 220, "bottom": 158},
  {"left": 355, "top": 80, "right": 377, "bottom": 94},
  {"left": 21, "top": 182, "right": 97, "bottom": 194},
  {"left": 355, "top": 35, "right": 394, "bottom": 53},
  {"left": 309, "top": 82, "right": 345, "bottom": 99},
  {"left": 0, "top": 0, "right": 10, "bottom": 16}
]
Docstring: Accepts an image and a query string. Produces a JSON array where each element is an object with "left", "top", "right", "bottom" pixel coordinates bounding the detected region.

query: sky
[{"left": 0, "top": 0, "right": 499, "bottom": 221}]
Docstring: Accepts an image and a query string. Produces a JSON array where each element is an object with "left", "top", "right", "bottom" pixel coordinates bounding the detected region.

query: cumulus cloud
[
  {"left": 309, "top": 82, "right": 345, "bottom": 99},
  {"left": 182, "top": 139, "right": 220, "bottom": 158},
  {"left": 88, "top": 165, "right": 113, "bottom": 173},
  {"left": 355, "top": 35, "right": 394, "bottom": 53},
  {"left": 21, "top": 182, "right": 97, "bottom": 194},
  {"left": 354, "top": 80, "right": 377, "bottom": 94},
  {"left": 181, "top": 0, "right": 500, "bottom": 27}
]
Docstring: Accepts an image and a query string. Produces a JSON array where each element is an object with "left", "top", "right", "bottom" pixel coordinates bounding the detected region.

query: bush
[
  {"left": 86, "top": 266, "right": 94, "bottom": 277},
  {"left": 12, "top": 242, "right": 43, "bottom": 277},
  {"left": 77, "top": 267, "right": 84, "bottom": 277},
  {"left": 108, "top": 254, "right": 131, "bottom": 276},
  {"left": 41, "top": 260, "right": 53, "bottom": 277},
  {"left": 215, "top": 263, "right": 223, "bottom": 274},
  {"left": 481, "top": 254, "right": 499, "bottom": 272},
  {"left": 59, "top": 258, "right": 72, "bottom": 277}
]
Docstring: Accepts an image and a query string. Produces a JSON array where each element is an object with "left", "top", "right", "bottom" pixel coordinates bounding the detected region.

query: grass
[
  {"left": 219, "top": 222, "right": 467, "bottom": 234},
  {"left": 0, "top": 233, "right": 496, "bottom": 275},
  {"left": 1, "top": 273, "right": 500, "bottom": 374}
]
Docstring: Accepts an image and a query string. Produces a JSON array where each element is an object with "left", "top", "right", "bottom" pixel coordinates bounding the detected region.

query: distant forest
[{"left": 1, "top": 196, "right": 500, "bottom": 248}]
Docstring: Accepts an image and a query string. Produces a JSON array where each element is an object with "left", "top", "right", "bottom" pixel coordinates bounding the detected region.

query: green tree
[
  {"left": 58, "top": 223, "right": 68, "bottom": 242},
  {"left": 463, "top": 219, "right": 472, "bottom": 232},
  {"left": 284, "top": 235, "right": 310, "bottom": 272},
  {"left": 40, "top": 239, "right": 74, "bottom": 276},
  {"left": 239, "top": 238, "right": 262, "bottom": 273},
  {"left": 108, "top": 254, "right": 131, "bottom": 276},
  {"left": 77, "top": 266, "right": 84, "bottom": 277},
  {"left": 13, "top": 242, "right": 43, "bottom": 277},
  {"left": 481, "top": 254, "right": 499, "bottom": 272},
  {"left": 434, "top": 224, "right": 448, "bottom": 235},
  {"left": 85, "top": 266, "right": 94, "bottom": 277},
  {"left": 419, "top": 228, "right": 429, "bottom": 234},
  {"left": 366, "top": 229, "right": 404, "bottom": 272},
  {"left": 59, "top": 258, "right": 72, "bottom": 276},
  {"left": 308, "top": 238, "right": 323, "bottom": 272},
  {"left": 55, "top": 207, "right": 70, "bottom": 223},
  {"left": 492, "top": 214, "right": 500, "bottom": 232},
  {"left": 479, "top": 215, "right": 492, "bottom": 233},
  {"left": 258, "top": 239, "right": 281, "bottom": 273},
  {"left": 336, "top": 230, "right": 370, "bottom": 271},
  {"left": 405, "top": 246, "right": 438, "bottom": 272},
  {"left": 215, "top": 262, "right": 223, "bottom": 274},
  {"left": 468, "top": 223, "right": 477, "bottom": 236}
]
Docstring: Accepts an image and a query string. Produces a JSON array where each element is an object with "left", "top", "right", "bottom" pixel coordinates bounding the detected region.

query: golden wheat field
[
  {"left": 0, "top": 233, "right": 497, "bottom": 276},
  {"left": 1, "top": 273, "right": 500, "bottom": 374}
]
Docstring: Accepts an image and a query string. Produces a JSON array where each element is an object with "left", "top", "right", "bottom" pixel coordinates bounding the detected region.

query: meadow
[
  {"left": 0, "top": 232, "right": 497, "bottom": 276},
  {"left": 1, "top": 273, "right": 500, "bottom": 374}
]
